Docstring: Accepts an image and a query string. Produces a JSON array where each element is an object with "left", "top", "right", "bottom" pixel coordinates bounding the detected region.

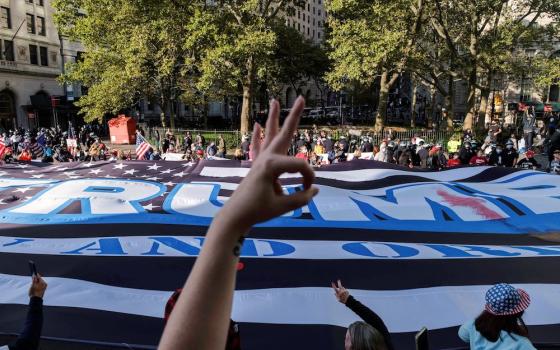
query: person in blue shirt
[{"left": 459, "top": 283, "right": 535, "bottom": 350}]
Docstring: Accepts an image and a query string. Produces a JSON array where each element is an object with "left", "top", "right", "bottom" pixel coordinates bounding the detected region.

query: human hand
[
  {"left": 28, "top": 274, "right": 47, "bottom": 299},
  {"left": 331, "top": 279, "right": 349, "bottom": 304},
  {"left": 220, "top": 96, "right": 319, "bottom": 233}
]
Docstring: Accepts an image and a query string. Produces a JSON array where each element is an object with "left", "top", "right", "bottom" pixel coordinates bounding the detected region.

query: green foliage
[{"left": 326, "top": 0, "right": 418, "bottom": 89}]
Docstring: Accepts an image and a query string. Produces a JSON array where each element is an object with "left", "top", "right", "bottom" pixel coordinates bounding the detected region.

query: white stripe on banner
[
  {"left": 199, "top": 166, "right": 533, "bottom": 182},
  {"left": 1, "top": 273, "right": 559, "bottom": 332},
  {"left": 2, "top": 235, "right": 560, "bottom": 260}
]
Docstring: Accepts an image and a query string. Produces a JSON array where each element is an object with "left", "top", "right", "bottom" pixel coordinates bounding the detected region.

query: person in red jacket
[
  {"left": 469, "top": 150, "right": 488, "bottom": 166},
  {"left": 448, "top": 153, "right": 462, "bottom": 167}
]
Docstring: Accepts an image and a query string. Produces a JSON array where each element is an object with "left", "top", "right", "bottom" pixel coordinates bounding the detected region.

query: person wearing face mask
[
  {"left": 503, "top": 140, "right": 519, "bottom": 167},
  {"left": 488, "top": 145, "right": 505, "bottom": 166},
  {"left": 374, "top": 142, "right": 388, "bottom": 162},
  {"left": 516, "top": 149, "right": 539, "bottom": 170},
  {"left": 459, "top": 141, "right": 474, "bottom": 165},
  {"left": 523, "top": 107, "right": 536, "bottom": 149}
]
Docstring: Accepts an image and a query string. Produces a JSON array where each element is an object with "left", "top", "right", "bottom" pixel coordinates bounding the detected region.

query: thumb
[{"left": 276, "top": 187, "right": 319, "bottom": 215}]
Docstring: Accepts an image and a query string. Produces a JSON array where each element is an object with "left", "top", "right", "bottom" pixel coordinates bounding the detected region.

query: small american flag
[{"left": 135, "top": 132, "right": 151, "bottom": 160}]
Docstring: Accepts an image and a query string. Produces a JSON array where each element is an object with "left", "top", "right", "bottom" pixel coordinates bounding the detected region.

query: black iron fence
[{"left": 145, "top": 126, "right": 457, "bottom": 152}]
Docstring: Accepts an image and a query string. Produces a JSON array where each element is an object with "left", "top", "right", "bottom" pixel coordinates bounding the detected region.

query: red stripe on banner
[{"left": 136, "top": 142, "right": 150, "bottom": 159}]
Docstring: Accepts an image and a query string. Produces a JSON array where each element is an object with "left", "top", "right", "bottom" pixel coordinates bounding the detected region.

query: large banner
[{"left": 0, "top": 160, "right": 560, "bottom": 349}]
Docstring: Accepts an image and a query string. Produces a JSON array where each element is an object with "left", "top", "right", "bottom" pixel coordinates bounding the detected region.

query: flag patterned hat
[{"left": 485, "top": 283, "right": 531, "bottom": 316}]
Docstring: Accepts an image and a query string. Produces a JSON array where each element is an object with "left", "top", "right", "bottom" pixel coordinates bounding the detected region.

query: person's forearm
[{"left": 158, "top": 209, "right": 246, "bottom": 350}]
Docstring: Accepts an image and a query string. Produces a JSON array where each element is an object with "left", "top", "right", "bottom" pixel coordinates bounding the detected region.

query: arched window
[{"left": 0, "top": 90, "right": 16, "bottom": 131}]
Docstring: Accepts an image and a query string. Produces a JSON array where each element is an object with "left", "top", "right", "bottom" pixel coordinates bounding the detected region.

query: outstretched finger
[
  {"left": 251, "top": 123, "right": 262, "bottom": 160},
  {"left": 272, "top": 96, "right": 305, "bottom": 153},
  {"left": 337, "top": 279, "right": 343, "bottom": 289},
  {"left": 264, "top": 100, "right": 280, "bottom": 149},
  {"left": 271, "top": 156, "right": 315, "bottom": 190},
  {"left": 331, "top": 281, "right": 338, "bottom": 292}
]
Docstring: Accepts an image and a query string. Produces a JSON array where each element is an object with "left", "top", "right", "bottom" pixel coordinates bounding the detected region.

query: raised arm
[
  {"left": 10, "top": 275, "right": 47, "bottom": 350},
  {"left": 159, "top": 96, "right": 318, "bottom": 350},
  {"left": 332, "top": 280, "right": 394, "bottom": 350}
]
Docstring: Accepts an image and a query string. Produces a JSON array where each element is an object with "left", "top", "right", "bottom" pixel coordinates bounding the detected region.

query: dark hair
[
  {"left": 474, "top": 310, "right": 529, "bottom": 342},
  {"left": 348, "top": 321, "right": 387, "bottom": 350}
]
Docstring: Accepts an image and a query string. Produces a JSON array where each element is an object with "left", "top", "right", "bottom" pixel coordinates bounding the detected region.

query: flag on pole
[
  {"left": 0, "top": 138, "right": 7, "bottom": 158},
  {"left": 135, "top": 132, "right": 151, "bottom": 160}
]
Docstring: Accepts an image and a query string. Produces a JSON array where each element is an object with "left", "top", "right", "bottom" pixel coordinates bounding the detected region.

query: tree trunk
[
  {"left": 429, "top": 85, "right": 437, "bottom": 130},
  {"left": 445, "top": 75, "right": 454, "bottom": 131},
  {"left": 169, "top": 99, "right": 176, "bottom": 130},
  {"left": 477, "top": 87, "right": 490, "bottom": 130},
  {"left": 410, "top": 81, "right": 418, "bottom": 128},
  {"left": 240, "top": 56, "right": 255, "bottom": 134},
  {"left": 375, "top": 70, "right": 389, "bottom": 132},
  {"left": 463, "top": 67, "right": 478, "bottom": 131}
]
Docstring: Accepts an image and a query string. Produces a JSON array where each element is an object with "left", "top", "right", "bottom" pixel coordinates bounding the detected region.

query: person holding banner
[{"left": 159, "top": 96, "right": 318, "bottom": 350}]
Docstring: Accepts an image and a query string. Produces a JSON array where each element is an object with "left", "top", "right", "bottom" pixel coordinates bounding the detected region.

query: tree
[
  {"left": 52, "top": 0, "right": 204, "bottom": 128},
  {"left": 326, "top": 0, "right": 424, "bottom": 131},
  {"left": 426, "top": 0, "right": 560, "bottom": 131},
  {"left": 196, "top": 0, "right": 306, "bottom": 134}
]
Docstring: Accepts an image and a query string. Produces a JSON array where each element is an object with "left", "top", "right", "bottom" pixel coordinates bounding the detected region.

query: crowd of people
[{"left": 3, "top": 98, "right": 549, "bottom": 350}]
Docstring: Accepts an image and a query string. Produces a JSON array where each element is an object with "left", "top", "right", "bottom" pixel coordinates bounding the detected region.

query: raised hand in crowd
[
  {"left": 3, "top": 274, "right": 47, "bottom": 350},
  {"left": 158, "top": 96, "right": 318, "bottom": 350},
  {"left": 331, "top": 279, "right": 394, "bottom": 350}
]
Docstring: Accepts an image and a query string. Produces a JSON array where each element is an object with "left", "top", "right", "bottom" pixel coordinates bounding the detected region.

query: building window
[
  {"left": 2, "top": 40, "right": 14, "bottom": 61},
  {"left": 27, "top": 14, "right": 35, "bottom": 34},
  {"left": 303, "top": 13, "right": 305, "bottom": 21},
  {"left": 307, "top": 3, "right": 310, "bottom": 11},
  {"left": 313, "top": 29, "right": 315, "bottom": 38},
  {"left": 38, "top": 0, "right": 44, "bottom": 5},
  {"left": 298, "top": 23, "right": 300, "bottom": 30},
  {"left": 1, "top": 7, "right": 11, "bottom": 29},
  {"left": 318, "top": 32, "right": 321, "bottom": 39},
  {"left": 29, "top": 44, "right": 38, "bottom": 65},
  {"left": 307, "top": 27, "right": 310, "bottom": 35},
  {"left": 26, "top": 0, "right": 33, "bottom": 3},
  {"left": 39, "top": 46, "right": 48, "bottom": 66},
  {"left": 318, "top": 10, "right": 321, "bottom": 16},
  {"left": 297, "top": 11, "right": 300, "bottom": 19},
  {"left": 37, "top": 16, "right": 45, "bottom": 35},
  {"left": 313, "top": 7, "right": 315, "bottom": 14},
  {"left": 313, "top": 18, "right": 315, "bottom": 25}
]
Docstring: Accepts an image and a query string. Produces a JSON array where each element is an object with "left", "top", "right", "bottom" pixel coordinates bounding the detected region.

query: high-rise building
[{"left": 0, "top": 0, "right": 83, "bottom": 130}]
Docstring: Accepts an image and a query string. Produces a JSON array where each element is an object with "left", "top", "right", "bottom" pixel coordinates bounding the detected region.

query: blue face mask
[{"left": 496, "top": 149, "right": 502, "bottom": 154}]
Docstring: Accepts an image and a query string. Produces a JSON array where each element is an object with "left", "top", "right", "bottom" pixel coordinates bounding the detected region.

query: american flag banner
[
  {"left": 136, "top": 133, "right": 151, "bottom": 160},
  {"left": 0, "top": 140, "right": 6, "bottom": 159},
  {"left": 0, "top": 160, "right": 559, "bottom": 349}
]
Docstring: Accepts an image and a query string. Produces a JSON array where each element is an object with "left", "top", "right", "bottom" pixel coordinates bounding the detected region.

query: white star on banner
[
  {"left": 140, "top": 174, "right": 151, "bottom": 178},
  {"left": 82, "top": 162, "right": 95, "bottom": 168},
  {"left": 182, "top": 162, "right": 194, "bottom": 167},
  {"left": 147, "top": 163, "right": 162, "bottom": 171},
  {"left": 173, "top": 171, "right": 186, "bottom": 178},
  {"left": 0, "top": 171, "right": 8, "bottom": 177},
  {"left": 89, "top": 169, "right": 103, "bottom": 175},
  {"left": 142, "top": 203, "right": 160, "bottom": 211},
  {"left": 57, "top": 167, "right": 69, "bottom": 172},
  {"left": 31, "top": 174, "right": 45, "bottom": 178},
  {"left": 16, "top": 164, "right": 29, "bottom": 169},
  {"left": 163, "top": 181, "right": 176, "bottom": 187},
  {"left": 113, "top": 163, "right": 127, "bottom": 170},
  {"left": 146, "top": 177, "right": 161, "bottom": 181},
  {"left": 63, "top": 171, "right": 78, "bottom": 177},
  {"left": 0, "top": 198, "right": 6, "bottom": 205},
  {"left": 124, "top": 169, "right": 138, "bottom": 176},
  {"left": 23, "top": 170, "right": 36, "bottom": 174},
  {"left": 160, "top": 169, "right": 173, "bottom": 174},
  {"left": 68, "top": 176, "right": 81, "bottom": 179},
  {"left": 14, "top": 187, "right": 32, "bottom": 193},
  {"left": 24, "top": 196, "right": 32, "bottom": 201},
  {"left": 104, "top": 175, "right": 116, "bottom": 179}
]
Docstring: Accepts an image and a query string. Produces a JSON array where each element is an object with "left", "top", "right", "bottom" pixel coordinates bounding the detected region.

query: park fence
[{"left": 146, "top": 127, "right": 456, "bottom": 152}]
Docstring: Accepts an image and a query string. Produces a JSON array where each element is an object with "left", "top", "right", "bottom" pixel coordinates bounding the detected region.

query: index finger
[
  {"left": 271, "top": 96, "right": 305, "bottom": 153},
  {"left": 270, "top": 156, "right": 315, "bottom": 190}
]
